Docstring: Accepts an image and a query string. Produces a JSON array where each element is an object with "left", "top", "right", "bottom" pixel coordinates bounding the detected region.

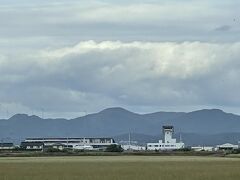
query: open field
[{"left": 0, "top": 156, "right": 240, "bottom": 180}]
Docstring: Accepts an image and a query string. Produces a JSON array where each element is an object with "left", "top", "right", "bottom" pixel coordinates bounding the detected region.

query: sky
[{"left": 0, "top": 0, "right": 240, "bottom": 118}]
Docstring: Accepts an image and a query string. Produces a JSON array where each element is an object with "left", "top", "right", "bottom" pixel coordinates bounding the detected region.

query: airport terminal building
[{"left": 21, "top": 137, "right": 116, "bottom": 150}]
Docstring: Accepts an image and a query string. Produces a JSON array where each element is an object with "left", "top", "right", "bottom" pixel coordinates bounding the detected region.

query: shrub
[
  {"left": 45, "top": 148, "right": 62, "bottom": 153},
  {"left": 105, "top": 144, "right": 123, "bottom": 152},
  {"left": 174, "top": 147, "right": 192, "bottom": 152},
  {"left": 232, "top": 149, "right": 240, "bottom": 154}
]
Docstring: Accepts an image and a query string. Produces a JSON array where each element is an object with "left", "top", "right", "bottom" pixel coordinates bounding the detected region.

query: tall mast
[{"left": 128, "top": 132, "right": 131, "bottom": 146}]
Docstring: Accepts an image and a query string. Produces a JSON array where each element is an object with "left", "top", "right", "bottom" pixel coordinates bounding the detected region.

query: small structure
[
  {"left": 121, "top": 145, "right": 145, "bottom": 151},
  {"left": 21, "top": 142, "right": 44, "bottom": 150},
  {"left": 216, "top": 143, "right": 239, "bottom": 151},
  {"left": 73, "top": 145, "right": 94, "bottom": 150},
  {"left": 120, "top": 133, "right": 145, "bottom": 151},
  {"left": 191, "top": 146, "right": 214, "bottom": 152},
  {"left": 0, "top": 143, "right": 14, "bottom": 150},
  {"left": 147, "top": 126, "right": 184, "bottom": 151},
  {"left": 45, "top": 143, "right": 65, "bottom": 150}
]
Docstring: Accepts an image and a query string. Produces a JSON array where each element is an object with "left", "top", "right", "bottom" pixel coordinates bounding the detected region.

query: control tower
[
  {"left": 147, "top": 125, "right": 184, "bottom": 150},
  {"left": 163, "top": 126, "right": 175, "bottom": 143}
]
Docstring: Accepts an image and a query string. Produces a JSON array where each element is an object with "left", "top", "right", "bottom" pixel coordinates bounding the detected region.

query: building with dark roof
[
  {"left": 0, "top": 143, "right": 14, "bottom": 150},
  {"left": 20, "top": 142, "right": 44, "bottom": 150}
]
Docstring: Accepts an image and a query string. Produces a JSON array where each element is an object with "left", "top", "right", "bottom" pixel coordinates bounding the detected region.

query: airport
[{"left": 1, "top": 125, "right": 239, "bottom": 152}]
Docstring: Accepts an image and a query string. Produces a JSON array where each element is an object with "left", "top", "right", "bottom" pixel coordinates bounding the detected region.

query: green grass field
[{"left": 0, "top": 156, "right": 240, "bottom": 180}]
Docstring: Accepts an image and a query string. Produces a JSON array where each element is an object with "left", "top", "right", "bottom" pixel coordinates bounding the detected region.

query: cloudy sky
[{"left": 0, "top": 0, "right": 240, "bottom": 118}]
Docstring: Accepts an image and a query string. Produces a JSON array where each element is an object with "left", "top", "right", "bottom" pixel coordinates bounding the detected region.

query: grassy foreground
[{"left": 0, "top": 156, "right": 240, "bottom": 180}]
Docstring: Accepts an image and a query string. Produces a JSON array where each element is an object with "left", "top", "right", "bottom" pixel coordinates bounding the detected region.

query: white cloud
[
  {"left": 40, "top": 41, "right": 239, "bottom": 79},
  {"left": 1, "top": 41, "right": 240, "bottom": 117}
]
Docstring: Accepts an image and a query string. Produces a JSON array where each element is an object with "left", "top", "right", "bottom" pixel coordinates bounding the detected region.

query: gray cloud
[
  {"left": 1, "top": 0, "right": 240, "bottom": 118},
  {"left": 215, "top": 25, "right": 231, "bottom": 31},
  {"left": 0, "top": 0, "right": 239, "bottom": 41}
]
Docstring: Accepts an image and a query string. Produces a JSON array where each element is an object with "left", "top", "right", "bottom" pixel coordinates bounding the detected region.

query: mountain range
[{"left": 0, "top": 107, "right": 240, "bottom": 145}]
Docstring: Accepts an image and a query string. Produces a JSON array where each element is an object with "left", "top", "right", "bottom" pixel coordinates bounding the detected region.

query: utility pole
[
  {"left": 128, "top": 132, "right": 131, "bottom": 150},
  {"left": 128, "top": 132, "right": 131, "bottom": 146},
  {"left": 67, "top": 137, "right": 69, "bottom": 149}
]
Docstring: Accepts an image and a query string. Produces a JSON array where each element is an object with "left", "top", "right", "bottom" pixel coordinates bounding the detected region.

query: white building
[
  {"left": 191, "top": 146, "right": 214, "bottom": 152},
  {"left": 120, "top": 133, "right": 145, "bottom": 151},
  {"left": 216, "top": 143, "right": 239, "bottom": 151},
  {"left": 147, "top": 126, "right": 184, "bottom": 151},
  {"left": 121, "top": 145, "right": 145, "bottom": 151}
]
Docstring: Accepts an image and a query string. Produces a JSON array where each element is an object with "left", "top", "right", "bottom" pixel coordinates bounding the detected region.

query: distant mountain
[
  {"left": 0, "top": 107, "right": 240, "bottom": 145},
  {"left": 180, "top": 132, "right": 240, "bottom": 146},
  {"left": 168, "top": 109, "right": 240, "bottom": 133}
]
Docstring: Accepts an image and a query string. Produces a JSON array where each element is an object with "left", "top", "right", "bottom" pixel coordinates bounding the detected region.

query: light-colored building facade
[
  {"left": 147, "top": 126, "right": 184, "bottom": 151},
  {"left": 121, "top": 145, "right": 145, "bottom": 151},
  {"left": 191, "top": 146, "right": 214, "bottom": 152},
  {"left": 216, "top": 143, "right": 239, "bottom": 151}
]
